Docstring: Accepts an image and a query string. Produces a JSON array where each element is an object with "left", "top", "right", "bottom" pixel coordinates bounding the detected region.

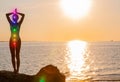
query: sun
[{"left": 60, "top": 0, "right": 92, "bottom": 19}]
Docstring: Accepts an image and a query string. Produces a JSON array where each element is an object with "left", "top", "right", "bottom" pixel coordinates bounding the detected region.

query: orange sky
[{"left": 0, "top": 0, "right": 120, "bottom": 42}]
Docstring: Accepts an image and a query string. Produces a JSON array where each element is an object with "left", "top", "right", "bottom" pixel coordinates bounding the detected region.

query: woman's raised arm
[
  {"left": 18, "top": 13, "right": 25, "bottom": 25},
  {"left": 6, "top": 13, "right": 13, "bottom": 24}
]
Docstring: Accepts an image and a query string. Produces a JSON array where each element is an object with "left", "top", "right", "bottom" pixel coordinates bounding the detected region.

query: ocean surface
[{"left": 0, "top": 41, "right": 120, "bottom": 81}]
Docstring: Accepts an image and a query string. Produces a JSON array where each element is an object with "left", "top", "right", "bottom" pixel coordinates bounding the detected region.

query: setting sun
[{"left": 60, "top": 0, "right": 92, "bottom": 19}]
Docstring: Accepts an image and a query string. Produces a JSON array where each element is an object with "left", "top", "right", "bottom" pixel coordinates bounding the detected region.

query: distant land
[{"left": 0, "top": 40, "right": 120, "bottom": 43}]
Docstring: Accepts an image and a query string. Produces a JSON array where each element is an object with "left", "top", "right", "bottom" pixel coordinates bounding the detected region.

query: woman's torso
[{"left": 10, "top": 23, "right": 20, "bottom": 40}]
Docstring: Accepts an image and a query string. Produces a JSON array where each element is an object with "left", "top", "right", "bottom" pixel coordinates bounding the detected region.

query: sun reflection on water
[{"left": 67, "top": 40, "right": 87, "bottom": 78}]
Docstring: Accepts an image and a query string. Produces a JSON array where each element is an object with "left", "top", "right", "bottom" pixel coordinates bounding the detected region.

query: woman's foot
[
  {"left": 14, "top": 69, "right": 18, "bottom": 74},
  {"left": 16, "top": 69, "right": 19, "bottom": 74}
]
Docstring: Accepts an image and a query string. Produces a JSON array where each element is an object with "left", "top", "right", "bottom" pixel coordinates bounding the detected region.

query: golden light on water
[{"left": 67, "top": 40, "right": 87, "bottom": 76}]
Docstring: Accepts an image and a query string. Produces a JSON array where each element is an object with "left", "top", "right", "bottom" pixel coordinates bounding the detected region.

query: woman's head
[{"left": 12, "top": 14, "right": 19, "bottom": 22}]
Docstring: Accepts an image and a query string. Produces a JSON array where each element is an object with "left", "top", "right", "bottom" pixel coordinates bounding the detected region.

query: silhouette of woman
[{"left": 6, "top": 9, "right": 25, "bottom": 73}]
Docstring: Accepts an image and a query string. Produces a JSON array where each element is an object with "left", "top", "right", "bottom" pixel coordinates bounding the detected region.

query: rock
[
  {"left": 35, "top": 65, "right": 65, "bottom": 82},
  {"left": 0, "top": 65, "right": 65, "bottom": 82},
  {"left": 0, "top": 71, "right": 33, "bottom": 82}
]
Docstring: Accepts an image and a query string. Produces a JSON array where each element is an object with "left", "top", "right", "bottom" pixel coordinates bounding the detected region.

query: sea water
[{"left": 0, "top": 41, "right": 120, "bottom": 81}]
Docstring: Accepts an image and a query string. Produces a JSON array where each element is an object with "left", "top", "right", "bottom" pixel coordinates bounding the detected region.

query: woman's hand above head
[{"left": 6, "top": 13, "right": 13, "bottom": 16}]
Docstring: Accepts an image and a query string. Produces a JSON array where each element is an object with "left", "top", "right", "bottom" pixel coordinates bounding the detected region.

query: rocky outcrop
[
  {"left": 0, "top": 71, "right": 33, "bottom": 82},
  {"left": 35, "top": 65, "right": 65, "bottom": 82},
  {"left": 0, "top": 65, "right": 65, "bottom": 82}
]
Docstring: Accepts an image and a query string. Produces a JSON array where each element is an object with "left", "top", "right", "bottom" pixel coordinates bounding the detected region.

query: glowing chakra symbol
[
  {"left": 13, "top": 42, "right": 16, "bottom": 47},
  {"left": 40, "top": 76, "right": 46, "bottom": 82},
  {"left": 13, "top": 39, "right": 16, "bottom": 41},
  {"left": 13, "top": 34, "right": 17, "bottom": 38},
  {"left": 13, "top": 28, "right": 17, "bottom": 32}
]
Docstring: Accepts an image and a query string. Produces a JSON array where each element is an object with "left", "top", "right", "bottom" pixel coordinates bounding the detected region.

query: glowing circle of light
[
  {"left": 13, "top": 28, "right": 17, "bottom": 32},
  {"left": 60, "top": 0, "right": 92, "bottom": 19},
  {"left": 39, "top": 76, "right": 46, "bottom": 82},
  {"left": 13, "top": 42, "right": 16, "bottom": 47},
  {"left": 67, "top": 40, "right": 87, "bottom": 76},
  {"left": 13, "top": 34, "right": 17, "bottom": 38},
  {"left": 13, "top": 39, "right": 16, "bottom": 41}
]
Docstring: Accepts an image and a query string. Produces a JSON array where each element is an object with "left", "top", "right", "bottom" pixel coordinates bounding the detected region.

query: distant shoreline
[{"left": 1, "top": 41, "right": 120, "bottom": 43}]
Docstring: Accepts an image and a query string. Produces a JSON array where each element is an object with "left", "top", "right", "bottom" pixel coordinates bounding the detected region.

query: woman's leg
[
  {"left": 9, "top": 40, "right": 16, "bottom": 73},
  {"left": 16, "top": 39, "right": 21, "bottom": 73}
]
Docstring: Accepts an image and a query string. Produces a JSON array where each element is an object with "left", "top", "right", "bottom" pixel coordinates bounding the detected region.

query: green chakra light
[
  {"left": 13, "top": 28, "right": 17, "bottom": 32},
  {"left": 39, "top": 76, "right": 46, "bottom": 82}
]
